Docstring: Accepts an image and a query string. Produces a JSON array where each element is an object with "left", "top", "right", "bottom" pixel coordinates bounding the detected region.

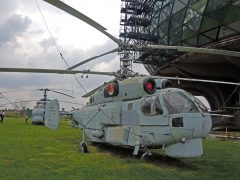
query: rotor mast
[{"left": 43, "top": 89, "right": 48, "bottom": 101}]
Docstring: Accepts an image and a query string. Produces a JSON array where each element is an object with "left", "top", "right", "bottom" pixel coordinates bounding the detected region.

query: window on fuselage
[
  {"left": 162, "top": 91, "right": 199, "bottom": 115},
  {"left": 141, "top": 96, "right": 163, "bottom": 116},
  {"left": 128, "top": 103, "right": 133, "bottom": 110}
]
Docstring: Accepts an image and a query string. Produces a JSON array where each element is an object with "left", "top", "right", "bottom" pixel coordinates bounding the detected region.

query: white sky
[{"left": 0, "top": 0, "right": 149, "bottom": 110}]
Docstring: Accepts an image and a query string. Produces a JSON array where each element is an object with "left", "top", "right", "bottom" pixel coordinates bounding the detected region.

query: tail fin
[{"left": 44, "top": 99, "right": 60, "bottom": 129}]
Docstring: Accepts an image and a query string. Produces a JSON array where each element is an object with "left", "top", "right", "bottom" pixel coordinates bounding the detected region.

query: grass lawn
[{"left": 0, "top": 117, "right": 240, "bottom": 180}]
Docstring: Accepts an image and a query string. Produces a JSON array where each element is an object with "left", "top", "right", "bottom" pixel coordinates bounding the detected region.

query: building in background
[{"left": 120, "top": 0, "right": 240, "bottom": 129}]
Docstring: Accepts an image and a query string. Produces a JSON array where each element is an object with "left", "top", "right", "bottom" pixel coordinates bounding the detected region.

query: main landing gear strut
[{"left": 79, "top": 128, "right": 88, "bottom": 153}]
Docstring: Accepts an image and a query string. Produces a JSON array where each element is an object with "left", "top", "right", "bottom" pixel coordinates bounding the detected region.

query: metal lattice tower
[{"left": 119, "top": 0, "right": 157, "bottom": 77}]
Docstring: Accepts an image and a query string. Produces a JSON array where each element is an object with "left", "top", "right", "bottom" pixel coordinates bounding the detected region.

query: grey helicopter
[
  {"left": 0, "top": 88, "right": 75, "bottom": 123},
  {"left": 0, "top": 0, "right": 239, "bottom": 158},
  {"left": 31, "top": 88, "right": 74, "bottom": 125}
]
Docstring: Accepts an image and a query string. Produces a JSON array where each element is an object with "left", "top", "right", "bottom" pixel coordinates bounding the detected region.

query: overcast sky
[{"left": 0, "top": 0, "right": 149, "bottom": 110}]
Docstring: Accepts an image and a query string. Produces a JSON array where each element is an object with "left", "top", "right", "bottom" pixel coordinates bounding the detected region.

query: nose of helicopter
[
  {"left": 166, "top": 113, "right": 212, "bottom": 158},
  {"left": 192, "top": 113, "right": 212, "bottom": 138},
  {"left": 171, "top": 113, "right": 212, "bottom": 141}
]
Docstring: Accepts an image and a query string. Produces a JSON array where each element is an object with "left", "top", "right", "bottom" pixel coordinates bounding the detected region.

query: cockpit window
[
  {"left": 162, "top": 92, "right": 199, "bottom": 115},
  {"left": 193, "top": 96, "right": 208, "bottom": 112},
  {"left": 141, "top": 96, "right": 163, "bottom": 116}
]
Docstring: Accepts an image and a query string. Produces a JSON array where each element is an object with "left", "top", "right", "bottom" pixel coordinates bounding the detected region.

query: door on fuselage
[{"left": 139, "top": 95, "right": 170, "bottom": 146}]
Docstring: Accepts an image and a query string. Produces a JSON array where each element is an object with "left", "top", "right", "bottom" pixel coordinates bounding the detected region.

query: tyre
[{"left": 79, "top": 141, "right": 88, "bottom": 153}]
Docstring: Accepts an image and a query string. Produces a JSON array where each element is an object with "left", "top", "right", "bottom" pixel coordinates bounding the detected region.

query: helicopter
[
  {"left": 65, "top": 75, "right": 212, "bottom": 158},
  {"left": 0, "top": 0, "right": 239, "bottom": 158},
  {"left": 31, "top": 88, "right": 74, "bottom": 125},
  {"left": 0, "top": 88, "right": 75, "bottom": 122}
]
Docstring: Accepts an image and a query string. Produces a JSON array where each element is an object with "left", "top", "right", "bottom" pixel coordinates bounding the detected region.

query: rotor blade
[
  {"left": 82, "top": 84, "right": 106, "bottom": 98},
  {"left": 146, "top": 45, "right": 240, "bottom": 58},
  {"left": 51, "top": 90, "right": 74, "bottom": 98},
  {"left": 0, "top": 100, "right": 39, "bottom": 106},
  {"left": 210, "top": 114, "right": 234, "bottom": 118},
  {"left": 38, "top": 88, "right": 51, "bottom": 91},
  {"left": 0, "top": 89, "right": 39, "bottom": 94},
  {"left": 152, "top": 76, "right": 240, "bottom": 86},
  {"left": 38, "top": 88, "right": 71, "bottom": 92},
  {"left": 43, "top": 0, "right": 120, "bottom": 45},
  {"left": 82, "top": 79, "right": 117, "bottom": 98},
  {"left": 0, "top": 93, "right": 21, "bottom": 111},
  {"left": 0, "top": 100, "right": 84, "bottom": 107},
  {"left": 68, "top": 48, "right": 118, "bottom": 70},
  {"left": 58, "top": 100, "right": 84, "bottom": 106},
  {"left": 0, "top": 67, "right": 118, "bottom": 77}
]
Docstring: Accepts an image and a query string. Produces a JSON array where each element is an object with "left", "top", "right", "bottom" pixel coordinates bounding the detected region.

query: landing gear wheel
[
  {"left": 141, "top": 147, "right": 152, "bottom": 160},
  {"left": 79, "top": 141, "right": 88, "bottom": 153}
]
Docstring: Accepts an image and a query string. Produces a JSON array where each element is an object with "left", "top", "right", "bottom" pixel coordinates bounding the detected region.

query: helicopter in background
[
  {"left": 32, "top": 88, "right": 74, "bottom": 125},
  {"left": 0, "top": 88, "right": 75, "bottom": 122},
  {"left": 0, "top": 0, "right": 239, "bottom": 158}
]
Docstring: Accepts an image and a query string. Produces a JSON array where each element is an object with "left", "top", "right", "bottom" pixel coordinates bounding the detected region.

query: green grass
[{"left": 0, "top": 118, "right": 240, "bottom": 180}]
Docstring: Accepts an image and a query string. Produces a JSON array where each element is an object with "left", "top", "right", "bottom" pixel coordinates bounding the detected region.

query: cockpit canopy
[
  {"left": 141, "top": 90, "right": 207, "bottom": 115},
  {"left": 141, "top": 96, "right": 163, "bottom": 116},
  {"left": 162, "top": 91, "right": 199, "bottom": 115}
]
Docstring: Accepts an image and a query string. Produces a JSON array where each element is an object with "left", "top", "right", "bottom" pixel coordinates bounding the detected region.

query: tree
[{"left": 13, "top": 99, "right": 29, "bottom": 117}]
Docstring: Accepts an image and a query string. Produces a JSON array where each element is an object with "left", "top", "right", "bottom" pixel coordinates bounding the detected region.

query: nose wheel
[
  {"left": 79, "top": 141, "right": 88, "bottom": 153},
  {"left": 141, "top": 147, "right": 152, "bottom": 160}
]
